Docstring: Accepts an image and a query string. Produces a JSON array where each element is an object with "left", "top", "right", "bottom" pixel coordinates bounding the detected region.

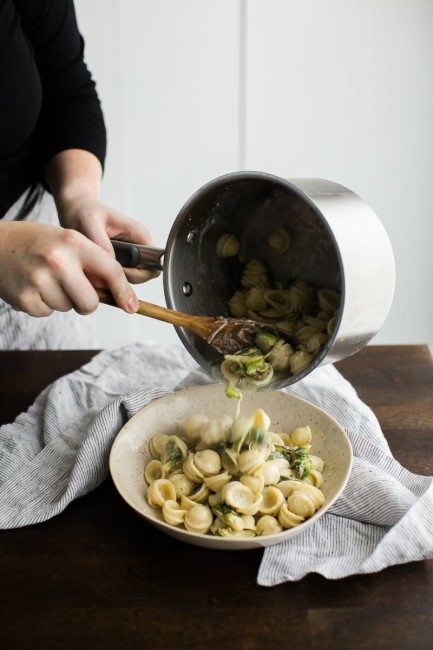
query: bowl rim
[{"left": 109, "top": 384, "right": 353, "bottom": 547}]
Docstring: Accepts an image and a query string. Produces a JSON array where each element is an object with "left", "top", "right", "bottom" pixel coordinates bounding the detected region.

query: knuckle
[
  {"left": 75, "top": 296, "right": 98, "bottom": 316},
  {"left": 28, "top": 268, "right": 45, "bottom": 289},
  {"left": 45, "top": 246, "right": 66, "bottom": 272},
  {"left": 17, "top": 290, "right": 52, "bottom": 317},
  {"left": 61, "top": 228, "right": 82, "bottom": 247}
]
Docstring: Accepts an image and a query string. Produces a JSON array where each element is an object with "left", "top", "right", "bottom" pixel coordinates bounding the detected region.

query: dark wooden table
[{"left": 1, "top": 345, "right": 433, "bottom": 649}]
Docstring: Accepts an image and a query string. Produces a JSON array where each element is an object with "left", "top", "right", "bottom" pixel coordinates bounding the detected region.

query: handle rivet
[
  {"left": 182, "top": 282, "right": 193, "bottom": 297},
  {"left": 186, "top": 229, "right": 199, "bottom": 244}
]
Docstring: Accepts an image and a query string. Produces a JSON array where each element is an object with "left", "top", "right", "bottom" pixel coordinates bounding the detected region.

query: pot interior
[{"left": 164, "top": 172, "right": 341, "bottom": 377}]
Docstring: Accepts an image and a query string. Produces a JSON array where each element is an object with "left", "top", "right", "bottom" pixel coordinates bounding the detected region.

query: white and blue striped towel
[{"left": 0, "top": 342, "right": 432, "bottom": 585}]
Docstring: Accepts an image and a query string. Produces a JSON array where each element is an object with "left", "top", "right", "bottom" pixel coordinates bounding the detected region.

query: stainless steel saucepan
[{"left": 112, "top": 171, "right": 395, "bottom": 387}]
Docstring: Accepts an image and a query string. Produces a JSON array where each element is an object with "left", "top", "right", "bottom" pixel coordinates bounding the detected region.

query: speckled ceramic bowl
[{"left": 109, "top": 385, "right": 352, "bottom": 550}]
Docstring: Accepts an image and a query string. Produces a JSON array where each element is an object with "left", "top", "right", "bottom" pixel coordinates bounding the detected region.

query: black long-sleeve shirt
[{"left": 0, "top": 0, "right": 106, "bottom": 216}]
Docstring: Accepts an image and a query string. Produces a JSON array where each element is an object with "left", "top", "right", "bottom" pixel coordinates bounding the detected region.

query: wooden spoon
[{"left": 96, "top": 289, "right": 297, "bottom": 355}]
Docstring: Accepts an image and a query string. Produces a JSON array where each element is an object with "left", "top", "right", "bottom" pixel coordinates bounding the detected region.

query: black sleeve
[{"left": 15, "top": 0, "right": 106, "bottom": 169}]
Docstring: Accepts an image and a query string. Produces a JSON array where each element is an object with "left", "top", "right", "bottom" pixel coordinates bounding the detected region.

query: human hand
[
  {"left": 58, "top": 196, "right": 159, "bottom": 284},
  {"left": 0, "top": 221, "right": 139, "bottom": 316}
]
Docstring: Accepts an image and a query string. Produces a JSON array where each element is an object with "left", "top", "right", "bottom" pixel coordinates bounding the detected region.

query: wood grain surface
[{"left": 0, "top": 345, "right": 432, "bottom": 649}]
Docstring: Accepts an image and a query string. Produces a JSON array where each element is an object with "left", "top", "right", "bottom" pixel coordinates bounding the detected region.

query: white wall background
[{"left": 75, "top": 0, "right": 433, "bottom": 349}]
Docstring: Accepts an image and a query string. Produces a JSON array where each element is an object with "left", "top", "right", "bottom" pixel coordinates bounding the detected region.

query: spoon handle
[{"left": 96, "top": 288, "right": 215, "bottom": 338}]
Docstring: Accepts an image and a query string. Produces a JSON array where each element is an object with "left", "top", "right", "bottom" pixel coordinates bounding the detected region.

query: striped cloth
[{"left": 0, "top": 342, "right": 432, "bottom": 585}]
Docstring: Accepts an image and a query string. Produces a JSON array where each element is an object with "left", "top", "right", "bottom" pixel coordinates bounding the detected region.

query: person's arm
[{"left": 16, "top": 0, "right": 155, "bottom": 284}]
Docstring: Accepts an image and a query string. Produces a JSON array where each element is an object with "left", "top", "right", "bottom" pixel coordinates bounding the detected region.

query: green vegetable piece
[
  {"left": 212, "top": 503, "right": 243, "bottom": 531},
  {"left": 248, "top": 427, "right": 268, "bottom": 447},
  {"left": 225, "top": 382, "right": 242, "bottom": 400},
  {"left": 292, "top": 446, "right": 312, "bottom": 480},
  {"left": 273, "top": 445, "right": 296, "bottom": 462},
  {"left": 162, "top": 438, "right": 182, "bottom": 473},
  {"left": 267, "top": 450, "right": 287, "bottom": 461},
  {"left": 255, "top": 331, "right": 278, "bottom": 353},
  {"left": 245, "top": 356, "right": 267, "bottom": 376}
]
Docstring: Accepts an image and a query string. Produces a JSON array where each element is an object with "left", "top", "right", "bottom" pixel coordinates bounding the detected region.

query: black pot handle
[{"left": 111, "top": 239, "right": 165, "bottom": 271}]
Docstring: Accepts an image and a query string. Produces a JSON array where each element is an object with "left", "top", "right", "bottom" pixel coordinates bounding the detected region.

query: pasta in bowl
[{"left": 109, "top": 385, "right": 352, "bottom": 550}]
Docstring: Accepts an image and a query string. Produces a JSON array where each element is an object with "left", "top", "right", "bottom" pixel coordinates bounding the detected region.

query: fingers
[
  {"left": 78, "top": 238, "right": 138, "bottom": 313},
  {"left": 80, "top": 220, "right": 115, "bottom": 257},
  {"left": 108, "top": 212, "right": 154, "bottom": 246},
  {"left": 55, "top": 270, "right": 99, "bottom": 315},
  {"left": 38, "top": 273, "right": 74, "bottom": 312},
  {"left": 106, "top": 212, "right": 159, "bottom": 284},
  {"left": 15, "top": 289, "right": 54, "bottom": 318},
  {"left": 123, "top": 267, "right": 160, "bottom": 284}
]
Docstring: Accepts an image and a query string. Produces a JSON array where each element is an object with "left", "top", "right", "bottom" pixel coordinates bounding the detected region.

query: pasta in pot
[
  {"left": 246, "top": 287, "right": 267, "bottom": 312},
  {"left": 216, "top": 233, "right": 240, "bottom": 258},
  {"left": 144, "top": 407, "right": 325, "bottom": 538},
  {"left": 241, "top": 259, "right": 270, "bottom": 289},
  {"left": 228, "top": 290, "right": 248, "bottom": 318},
  {"left": 217, "top": 231, "right": 341, "bottom": 387},
  {"left": 268, "top": 228, "right": 291, "bottom": 254}
]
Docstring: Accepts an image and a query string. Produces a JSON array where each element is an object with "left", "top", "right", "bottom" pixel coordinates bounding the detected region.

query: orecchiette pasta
[
  {"left": 144, "top": 459, "right": 163, "bottom": 484},
  {"left": 198, "top": 416, "right": 232, "bottom": 447},
  {"left": 183, "top": 412, "right": 210, "bottom": 442},
  {"left": 188, "top": 483, "right": 210, "bottom": 504},
  {"left": 256, "top": 515, "right": 283, "bottom": 536},
  {"left": 266, "top": 341, "right": 294, "bottom": 373},
  {"left": 228, "top": 290, "right": 248, "bottom": 318},
  {"left": 278, "top": 503, "right": 305, "bottom": 529},
  {"left": 262, "top": 461, "right": 281, "bottom": 486},
  {"left": 180, "top": 494, "right": 199, "bottom": 510},
  {"left": 267, "top": 432, "right": 286, "bottom": 447},
  {"left": 241, "top": 259, "right": 270, "bottom": 289},
  {"left": 183, "top": 453, "right": 205, "bottom": 483},
  {"left": 290, "top": 426, "right": 312, "bottom": 446},
  {"left": 309, "top": 455, "right": 325, "bottom": 472},
  {"left": 145, "top": 407, "right": 325, "bottom": 538},
  {"left": 169, "top": 472, "right": 195, "bottom": 498},
  {"left": 241, "top": 515, "right": 256, "bottom": 531},
  {"left": 290, "top": 350, "right": 313, "bottom": 374},
  {"left": 162, "top": 500, "right": 187, "bottom": 526},
  {"left": 184, "top": 505, "right": 213, "bottom": 534},
  {"left": 204, "top": 470, "right": 232, "bottom": 492},
  {"left": 147, "top": 479, "right": 177, "bottom": 509},
  {"left": 216, "top": 233, "right": 240, "bottom": 258},
  {"left": 318, "top": 288, "right": 340, "bottom": 315},
  {"left": 194, "top": 450, "right": 221, "bottom": 476},
  {"left": 240, "top": 469, "right": 265, "bottom": 495},
  {"left": 208, "top": 492, "right": 223, "bottom": 507},
  {"left": 306, "top": 469, "right": 323, "bottom": 488},
  {"left": 268, "top": 228, "right": 291, "bottom": 254},
  {"left": 221, "top": 482, "right": 258, "bottom": 515},
  {"left": 258, "top": 486, "right": 285, "bottom": 516},
  {"left": 246, "top": 287, "right": 267, "bottom": 312},
  {"left": 238, "top": 449, "right": 265, "bottom": 475},
  {"left": 149, "top": 434, "right": 169, "bottom": 459}
]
